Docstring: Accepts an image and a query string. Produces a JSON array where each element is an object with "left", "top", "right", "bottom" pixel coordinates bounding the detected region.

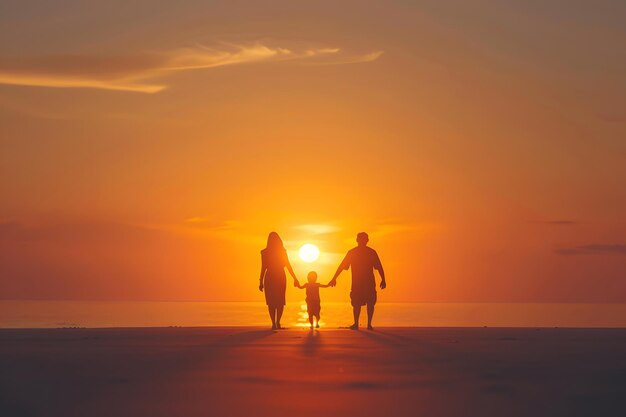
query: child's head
[{"left": 307, "top": 271, "right": 318, "bottom": 283}]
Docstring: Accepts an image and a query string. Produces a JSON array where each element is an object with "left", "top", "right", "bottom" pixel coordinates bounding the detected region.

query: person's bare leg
[
  {"left": 366, "top": 302, "right": 375, "bottom": 330},
  {"left": 315, "top": 314, "right": 320, "bottom": 328},
  {"left": 268, "top": 306, "right": 276, "bottom": 330},
  {"left": 276, "top": 305, "right": 284, "bottom": 329},
  {"left": 309, "top": 314, "right": 313, "bottom": 329},
  {"left": 350, "top": 305, "right": 361, "bottom": 330}
]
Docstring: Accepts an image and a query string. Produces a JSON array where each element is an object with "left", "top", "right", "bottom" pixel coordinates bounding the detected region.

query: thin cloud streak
[
  {"left": 530, "top": 220, "right": 579, "bottom": 226},
  {"left": 302, "top": 50, "right": 384, "bottom": 66},
  {"left": 0, "top": 74, "right": 165, "bottom": 93},
  {"left": 294, "top": 224, "right": 341, "bottom": 235},
  {"left": 0, "top": 54, "right": 167, "bottom": 93},
  {"left": 0, "top": 43, "right": 380, "bottom": 93},
  {"left": 163, "top": 44, "right": 339, "bottom": 71}
]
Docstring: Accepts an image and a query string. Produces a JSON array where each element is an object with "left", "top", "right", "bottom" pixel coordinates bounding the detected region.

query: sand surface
[{"left": 1, "top": 327, "right": 625, "bottom": 417}]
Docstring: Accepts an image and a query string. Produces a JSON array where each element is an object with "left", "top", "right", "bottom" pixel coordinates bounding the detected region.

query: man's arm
[
  {"left": 329, "top": 252, "right": 350, "bottom": 287},
  {"left": 374, "top": 252, "right": 386, "bottom": 289},
  {"left": 328, "top": 266, "right": 343, "bottom": 287},
  {"left": 378, "top": 266, "right": 386, "bottom": 289}
]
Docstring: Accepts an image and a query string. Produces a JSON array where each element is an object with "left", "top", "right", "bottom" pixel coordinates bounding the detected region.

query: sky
[{"left": 1, "top": 0, "right": 625, "bottom": 303}]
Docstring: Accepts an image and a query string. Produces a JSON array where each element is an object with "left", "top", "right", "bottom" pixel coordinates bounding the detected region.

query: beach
[{"left": 1, "top": 327, "right": 625, "bottom": 417}]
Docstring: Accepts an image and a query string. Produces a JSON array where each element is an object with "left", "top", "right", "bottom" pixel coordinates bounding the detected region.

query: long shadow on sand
[
  {"left": 301, "top": 329, "right": 322, "bottom": 356},
  {"left": 219, "top": 329, "right": 276, "bottom": 346},
  {"left": 357, "top": 329, "right": 421, "bottom": 349},
  {"left": 0, "top": 327, "right": 277, "bottom": 417}
]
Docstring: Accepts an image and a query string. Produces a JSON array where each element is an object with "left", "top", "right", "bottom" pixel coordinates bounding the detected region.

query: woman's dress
[{"left": 261, "top": 248, "right": 287, "bottom": 306}]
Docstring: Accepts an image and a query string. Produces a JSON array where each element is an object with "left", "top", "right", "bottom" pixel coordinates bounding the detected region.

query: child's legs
[{"left": 308, "top": 313, "right": 313, "bottom": 324}]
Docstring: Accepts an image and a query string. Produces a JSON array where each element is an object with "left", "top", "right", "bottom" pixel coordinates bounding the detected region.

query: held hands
[
  {"left": 380, "top": 281, "right": 387, "bottom": 290},
  {"left": 293, "top": 279, "right": 300, "bottom": 287},
  {"left": 328, "top": 278, "right": 337, "bottom": 287}
]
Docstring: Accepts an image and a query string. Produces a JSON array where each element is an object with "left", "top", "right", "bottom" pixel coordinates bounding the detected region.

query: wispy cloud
[
  {"left": 555, "top": 244, "right": 626, "bottom": 256},
  {"left": 531, "top": 220, "right": 579, "bottom": 226},
  {"left": 163, "top": 44, "right": 338, "bottom": 71},
  {"left": 183, "top": 217, "right": 242, "bottom": 232},
  {"left": 302, "top": 50, "right": 384, "bottom": 66},
  {"left": 145, "top": 216, "right": 265, "bottom": 245},
  {"left": 0, "top": 54, "right": 167, "bottom": 93},
  {"left": 0, "top": 43, "right": 382, "bottom": 93},
  {"left": 293, "top": 224, "right": 341, "bottom": 235}
]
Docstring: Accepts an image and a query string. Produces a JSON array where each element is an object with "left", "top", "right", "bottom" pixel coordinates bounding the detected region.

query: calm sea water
[{"left": 1, "top": 301, "right": 625, "bottom": 328}]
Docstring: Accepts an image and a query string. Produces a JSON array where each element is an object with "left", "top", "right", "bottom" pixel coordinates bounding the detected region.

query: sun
[{"left": 299, "top": 243, "right": 320, "bottom": 263}]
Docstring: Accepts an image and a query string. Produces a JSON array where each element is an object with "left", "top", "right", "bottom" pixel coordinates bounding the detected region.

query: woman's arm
[
  {"left": 285, "top": 254, "right": 299, "bottom": 285},
  {"left": 259, "top": 255, "right": 267, "bottom": 292}
]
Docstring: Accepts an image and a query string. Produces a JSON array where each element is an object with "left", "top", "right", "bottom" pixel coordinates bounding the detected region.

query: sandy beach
[{"left": 1, "top": 327, "right": 625, "bottom": 417}]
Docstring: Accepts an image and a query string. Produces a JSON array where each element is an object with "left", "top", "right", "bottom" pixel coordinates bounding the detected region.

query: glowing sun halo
[{"left": 299, "top": 244, "right": 320, "bottom": 263}]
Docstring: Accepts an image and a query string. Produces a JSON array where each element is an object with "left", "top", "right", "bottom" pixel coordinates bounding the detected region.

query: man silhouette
[{"left": 329, "top": 232, "right": 386, "bottom": 330}]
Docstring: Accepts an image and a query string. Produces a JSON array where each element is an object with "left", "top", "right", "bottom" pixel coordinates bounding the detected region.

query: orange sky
[{"left": 1, "top": 1, "right": 625, "bottom": 302}]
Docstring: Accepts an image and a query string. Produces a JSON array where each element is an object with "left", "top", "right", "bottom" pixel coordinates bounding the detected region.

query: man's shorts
[{"left": 350, "top": 288, "right": 377, "bottom": 307}]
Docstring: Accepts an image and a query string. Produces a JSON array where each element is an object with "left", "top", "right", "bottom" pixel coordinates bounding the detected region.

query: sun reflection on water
[{"left": 294, "top": 302, "right": 325, "bottom": 328}]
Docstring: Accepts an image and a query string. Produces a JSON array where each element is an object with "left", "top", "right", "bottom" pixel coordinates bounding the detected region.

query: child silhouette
[{"left": 295, "top": 271, "right": 330, "bottom": 328}]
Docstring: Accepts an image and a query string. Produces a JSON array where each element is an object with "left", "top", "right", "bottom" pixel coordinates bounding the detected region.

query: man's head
[
  {"left": 356, "top": 232, "right": 369, "bottom": 247},
  {"left": 307, "top": 271, "right": 318, "bottom": 283}
]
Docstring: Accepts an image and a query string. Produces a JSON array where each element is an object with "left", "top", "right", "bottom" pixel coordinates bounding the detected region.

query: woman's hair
[{"left": 265, "top": 232, "right": 284, "bottom": 252}]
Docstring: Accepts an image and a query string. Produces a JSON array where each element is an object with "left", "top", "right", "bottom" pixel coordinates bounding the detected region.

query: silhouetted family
[{"left": 259, "top": 231, "right": 386, "bottom": 330}]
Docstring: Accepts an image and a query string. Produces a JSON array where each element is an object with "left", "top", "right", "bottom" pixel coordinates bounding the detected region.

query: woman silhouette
[{"left": 259, "top": 232, "right": 298, "bottom": 329}]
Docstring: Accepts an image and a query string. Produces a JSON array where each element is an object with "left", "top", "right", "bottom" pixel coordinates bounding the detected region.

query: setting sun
[{"left": 299, "top": 244, "right": 320, "bottom": 263}]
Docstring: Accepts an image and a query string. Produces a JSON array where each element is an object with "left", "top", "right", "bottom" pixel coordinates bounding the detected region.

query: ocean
[{"left": 2, "top": 301, "right": 625, "bottom": 328}]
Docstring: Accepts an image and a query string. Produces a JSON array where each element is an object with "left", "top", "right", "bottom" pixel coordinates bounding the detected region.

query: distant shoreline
[{"left": 2, "top": 301, "right": 626, "bottom": 329}]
